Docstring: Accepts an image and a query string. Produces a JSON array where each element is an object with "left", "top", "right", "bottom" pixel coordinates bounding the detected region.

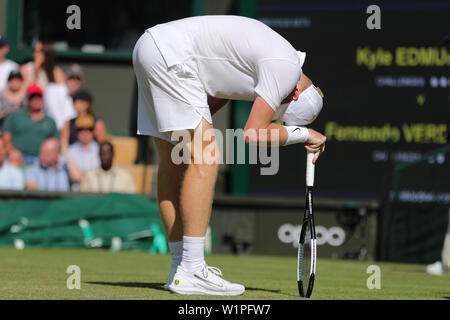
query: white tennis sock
[
  {"left": 181, "top": 236, "right": 206, "bottom": 273},
  {"left": 168, "top": 241, "right": 183, "bottom": 268}
]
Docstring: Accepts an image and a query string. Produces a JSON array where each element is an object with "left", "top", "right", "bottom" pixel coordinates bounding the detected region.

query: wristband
[{"left": 284, "top": 126, "right": 310, "bottom": 146}]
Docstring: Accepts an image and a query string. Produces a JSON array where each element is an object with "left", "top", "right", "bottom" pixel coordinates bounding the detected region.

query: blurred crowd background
[
  {"left": 0, "top": 38, "right": 138, "bottom": 194},
  {"left": 0, "top": 0, "right": 236, "bottom": 197}
]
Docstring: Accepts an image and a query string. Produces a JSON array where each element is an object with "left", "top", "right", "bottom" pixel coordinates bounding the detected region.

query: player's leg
[
  {"left": 179, "top": 117, "right": 219, "bottom": 238},
  {"left": 442, "top": 233, "right": 450, "bottom": 273},
  {"left": 154, "top": 118, "right": 219, "bottom": 288},
  {"left": 440, "top": 214, "right": 450, "bottom": 273},
  {"left": 154, "top": 137, "right": 186, "bottom": 242},
  {"left": 173, "top": 117, "right": 218, "bottom": 278},
  {"left": 154, "top": 137, "right": 186, "bottom": 287},
  {"left": 168, "top": 118, "right": 245, "bottom": 296}
]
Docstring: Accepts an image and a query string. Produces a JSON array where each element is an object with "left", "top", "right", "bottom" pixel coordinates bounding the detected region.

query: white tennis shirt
[{"left": 148, "top": 15, "right": 305, "bottom": 111}]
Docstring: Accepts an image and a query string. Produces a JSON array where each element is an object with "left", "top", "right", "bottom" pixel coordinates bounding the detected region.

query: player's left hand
[{"left": 305, "top": 129, "right": 326, "bottom": 163}]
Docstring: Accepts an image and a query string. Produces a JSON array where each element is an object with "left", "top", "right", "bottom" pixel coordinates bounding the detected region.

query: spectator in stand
[
  {"left": 2, "top": 84, "right": 58, "bottom": 166},
  {"left": 68, "top": 114, "right": 101, "bottom": 191},
  {"left": 0, "top": 36, "right": 19, "bottom": 92},
  {"left": 0, "top": 71, "right": 26, "bottom": 133},
  {"left": 25, "top": 137, "right": 82, "bottom": 192},
  {"left": 64, "top": 64, "right": 84, "bottom": 97},
  {"left": 61, "top": 90, "right": 107, "bottom": 150},
  {"left": 80, "top": 141, "right": 136, "bottom": 194},
  {"left": 0, "top": 138, "right": 24, "bottom": 190},
  {"left": 43, "top": 64, "right": 83, "bottom": 130},
  {"left": 20, "top": 41, "right": 65, "bottom": 90},
  {"left": 69, "top": 114, "right": 100, "bottom": 172}
]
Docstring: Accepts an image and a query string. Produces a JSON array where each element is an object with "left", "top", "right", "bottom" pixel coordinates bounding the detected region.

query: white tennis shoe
[
  {"left": 426, "top": 261, "right": 449, "bottom": 276},
  {"left": 167, "top": 263, "right": 245, "bottom": 296}
]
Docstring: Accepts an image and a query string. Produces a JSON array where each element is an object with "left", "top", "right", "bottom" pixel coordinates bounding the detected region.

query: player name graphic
[
  {"left": 325, "top": 122, "right": 447, "bottom": 144},
  {"left": 356, "top": 47, "right": 450, "bottom": 70}
]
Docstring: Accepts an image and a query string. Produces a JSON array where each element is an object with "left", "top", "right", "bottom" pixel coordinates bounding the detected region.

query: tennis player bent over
[{"left": 133, "top": 15, "right": 326, "bottom": 296}]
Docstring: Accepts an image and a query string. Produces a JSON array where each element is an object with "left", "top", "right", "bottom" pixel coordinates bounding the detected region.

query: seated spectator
[
  {"left": 68, "top": 114, "right": 101, "bottom": 191},
  {"left": 80, "top": 141, "right": 136, "bottom": 194},
  {"left": 0, "top": 71, "right": 26, "bottom": 132},
  {"left": 68, "top": 114, "right": 100, "bottom": 172},
  {"left": 0, "top": 138, "right": 24, "bottom": 190},
  {"left": 25, "top": 138, "right": 82, "bottom": 192},
  {"left": 2, "top": 84, "right": 59, "bottom": 166},
  {"left": 61, "top": 90, "right": 107, "bottom": 149},
  {"left": 0, "top": 36, "right": 19, "bottom": 92},
  {"left": 44, "top": 64, "right": 83, "bottom": 130},
  {"left": 20, "top": 41, "right": 65, "bottom": 90}
]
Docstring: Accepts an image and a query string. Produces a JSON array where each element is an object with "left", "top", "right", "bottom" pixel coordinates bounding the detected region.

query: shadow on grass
[
  {"left": 246, "top": 287, "right": 280, "bottom": 294},
  {"left": 86, "top": 281, "right": 166, "bottom": 292},
  {"left": 246, "top": 287, "right": 299, "bottom": 298},
  {"left": 86, "top": 282, "right": 299, "bottom": 298}
]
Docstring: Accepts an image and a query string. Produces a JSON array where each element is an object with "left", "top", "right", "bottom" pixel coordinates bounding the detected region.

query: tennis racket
[{"left": 297, "top": 151, "right": 317, "bottom": 298}]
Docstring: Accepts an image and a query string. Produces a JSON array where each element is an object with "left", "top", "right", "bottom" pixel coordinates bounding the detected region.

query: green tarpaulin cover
[{"left": 0, "top": 193, "right": 167, "bottom": 252}]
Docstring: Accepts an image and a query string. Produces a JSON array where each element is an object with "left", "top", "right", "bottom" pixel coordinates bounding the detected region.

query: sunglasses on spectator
[{"left": 76, "top": 127, "right": 94, "bottom": 132}]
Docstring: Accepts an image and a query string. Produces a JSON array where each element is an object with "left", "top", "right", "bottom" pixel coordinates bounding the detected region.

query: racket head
[{"left": 298, "top": 215, "right": 316, "bottom": 297}]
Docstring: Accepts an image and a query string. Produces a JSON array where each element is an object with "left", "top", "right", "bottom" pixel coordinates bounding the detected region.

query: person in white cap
[
  {"left": 133, "top": 15, "right": 326, "bottom": 296},
  {"left": 43, "top": 64, "right": 83, "bottom": 130}
]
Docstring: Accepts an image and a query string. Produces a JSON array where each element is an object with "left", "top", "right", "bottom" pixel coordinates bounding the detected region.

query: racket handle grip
[{"left": 306, "top": 151, "right": 315, "bottom": 187}]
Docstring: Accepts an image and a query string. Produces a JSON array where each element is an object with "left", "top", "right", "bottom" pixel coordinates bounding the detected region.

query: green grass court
[{"left": 1, "top": 247, "right": 449, "bottom": 300}]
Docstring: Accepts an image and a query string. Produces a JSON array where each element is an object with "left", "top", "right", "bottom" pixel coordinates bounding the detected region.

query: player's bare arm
[
  {"left": 245, "top": 82, "right": 326, "bottom": 163},
  {"left": 244, "top": 96, "right": 326, "bottom": 162}
]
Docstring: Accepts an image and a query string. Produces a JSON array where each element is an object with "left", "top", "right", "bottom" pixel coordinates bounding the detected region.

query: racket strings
[{"left": 299, "top": 219, "right": 313, "bottom": 286}]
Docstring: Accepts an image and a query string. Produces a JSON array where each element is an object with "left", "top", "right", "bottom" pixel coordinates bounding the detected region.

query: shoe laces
[{"left": 201, "top": 264, "right": 223, "bottom": 278}]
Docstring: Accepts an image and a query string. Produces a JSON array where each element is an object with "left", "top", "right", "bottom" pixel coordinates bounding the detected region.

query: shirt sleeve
[
  {"left": 25, "top": 165, "right": 38, "bottom": 184},
  {"left": 43, "top": 85, "right": 60, "bottom": 120},
  {"left": 12, "top": 168, "right": 25, "bottom": 190},
  {"left": 254, "top": 59, "right": 303, "bottom": 111},
  {"left": 68, "top": 146, "right": 76, "bottom": 163}
]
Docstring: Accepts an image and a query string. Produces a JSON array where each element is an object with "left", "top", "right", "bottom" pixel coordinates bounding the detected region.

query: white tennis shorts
[{"left": 132, "top": 31, "right": 213, "bottom": 143}]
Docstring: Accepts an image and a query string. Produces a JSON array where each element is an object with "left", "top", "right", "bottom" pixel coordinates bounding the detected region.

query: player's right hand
[{"left": 305, "top": 129, "right": 326, "bottom": 163}]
